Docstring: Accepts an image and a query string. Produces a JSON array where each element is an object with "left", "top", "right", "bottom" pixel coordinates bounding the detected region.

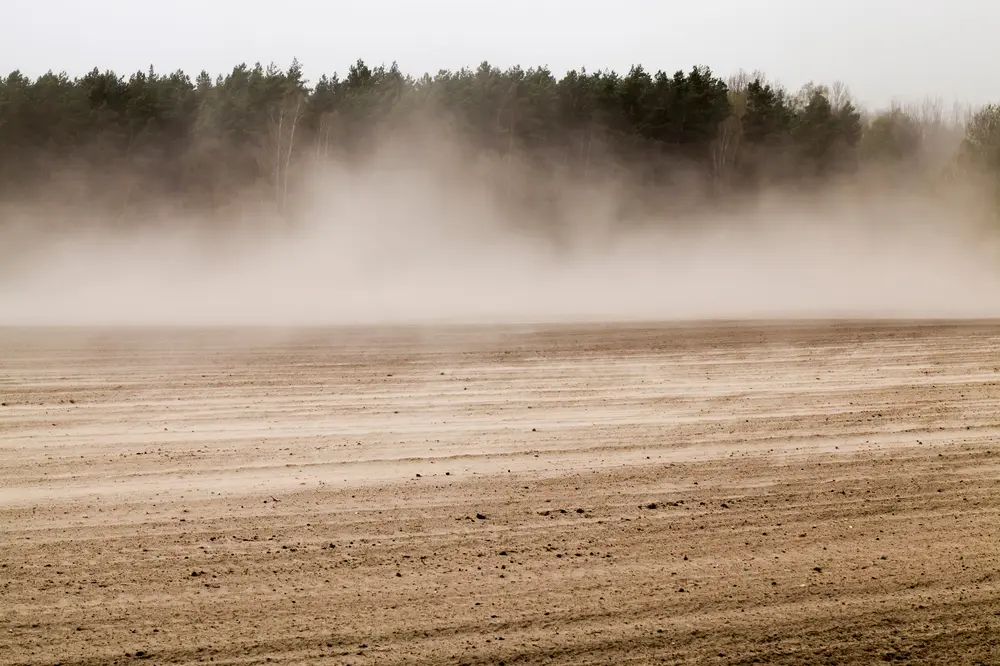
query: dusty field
[{"left": 1, "top": 321, "right": 1000, "bottom": 665}]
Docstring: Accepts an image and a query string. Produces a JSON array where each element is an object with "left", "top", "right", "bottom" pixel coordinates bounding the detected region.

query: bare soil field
[{"left": 1, "top": 321, "right": 999, "bottom": 665}]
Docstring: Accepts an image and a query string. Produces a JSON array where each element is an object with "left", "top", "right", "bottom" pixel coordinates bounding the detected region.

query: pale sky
[{"left": 4, "top": 0, "right": 998, "bottom": 109}]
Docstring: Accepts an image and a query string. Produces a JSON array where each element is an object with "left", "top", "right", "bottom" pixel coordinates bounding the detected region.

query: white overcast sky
[{"left": 3, "top": 0, "right": 997, "bottom": 109}]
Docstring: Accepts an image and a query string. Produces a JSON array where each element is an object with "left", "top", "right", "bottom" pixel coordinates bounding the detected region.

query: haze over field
[{"left": 3, "top": 156, "right": 1000, "bottom": 327}]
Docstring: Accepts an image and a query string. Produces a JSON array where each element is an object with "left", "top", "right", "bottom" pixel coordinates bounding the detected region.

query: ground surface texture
[{"left": 2, "top": 321, "right": 999, "bottom": 665}]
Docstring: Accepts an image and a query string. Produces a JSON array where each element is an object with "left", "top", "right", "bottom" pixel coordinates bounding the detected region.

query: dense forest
[{"left": 2, "top": 58, "right": 999, "bottom": 221}]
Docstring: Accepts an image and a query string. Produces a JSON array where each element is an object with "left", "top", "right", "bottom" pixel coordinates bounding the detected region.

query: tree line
[{"left": 1, "top": 59, "right": 999, "bottom": 218}]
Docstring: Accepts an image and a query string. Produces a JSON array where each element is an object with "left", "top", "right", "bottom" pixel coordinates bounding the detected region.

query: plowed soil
[{"left": 1, "top": 322, "right": 999, "bottom": 665}]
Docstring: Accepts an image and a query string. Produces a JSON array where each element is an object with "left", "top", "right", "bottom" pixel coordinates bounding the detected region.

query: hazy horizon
[{"left": 5, "top": 0, "right": 999, "bottom": 109}]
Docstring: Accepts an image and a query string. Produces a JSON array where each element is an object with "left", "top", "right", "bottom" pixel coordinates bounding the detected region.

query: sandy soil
[{"left": 1, "top": 321, "right": 999, "bottom": 665}]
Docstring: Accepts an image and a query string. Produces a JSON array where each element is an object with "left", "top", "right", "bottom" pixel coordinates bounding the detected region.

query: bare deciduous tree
[
  {"left": 711, "top": 114, "right": 742, "bottom": 193},
  {"left": 263, "top": 92, "right": 305, "bottom": 212}
]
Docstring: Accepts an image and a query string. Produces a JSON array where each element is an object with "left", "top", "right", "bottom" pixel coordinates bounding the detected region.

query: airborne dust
[{"left": 2, "top": 131, "right": 1000, "bottom": 328}]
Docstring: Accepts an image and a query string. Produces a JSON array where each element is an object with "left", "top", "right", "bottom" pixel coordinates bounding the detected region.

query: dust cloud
[{"left": 2, "top": 136, "right": 1000, "bottom": 328}]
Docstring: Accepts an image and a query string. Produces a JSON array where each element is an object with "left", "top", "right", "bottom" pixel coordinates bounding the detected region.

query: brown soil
[{"left": 1, "top": 322, "right": 999, "bottom": 665}]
